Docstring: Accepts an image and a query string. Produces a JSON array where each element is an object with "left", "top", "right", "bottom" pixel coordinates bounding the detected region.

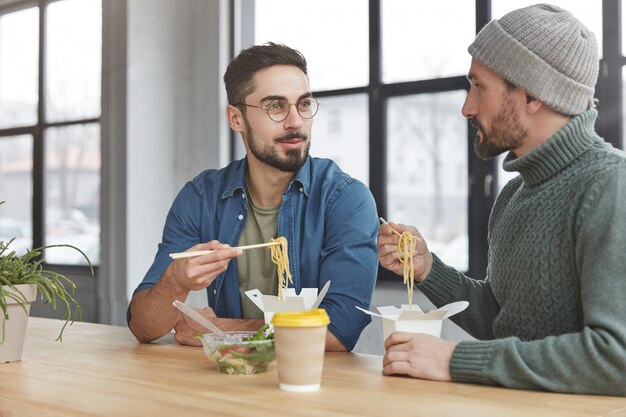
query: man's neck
[
  {"left": 245, "top": 159, "right": 294, "bottom": 208},
  {"left": 514, "top": 109, "right": 571, "bottom": 157}
]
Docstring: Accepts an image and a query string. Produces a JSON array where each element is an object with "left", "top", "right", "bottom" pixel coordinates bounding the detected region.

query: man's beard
[
  {"left": 244, "top": 118, "right": 310, "bottom": 173},
  {"left": 472, "top": 99, "right": 526, "bottom": 160}
]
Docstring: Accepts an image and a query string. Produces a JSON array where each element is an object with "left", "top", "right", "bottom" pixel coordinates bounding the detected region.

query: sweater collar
[{"left": 503, "top": 110, "right": 600, "bottom": 187}]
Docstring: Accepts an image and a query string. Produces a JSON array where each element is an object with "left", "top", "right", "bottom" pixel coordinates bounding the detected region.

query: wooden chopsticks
[{"left": 169, "top": 241, "right": 280, "bottom": 259}]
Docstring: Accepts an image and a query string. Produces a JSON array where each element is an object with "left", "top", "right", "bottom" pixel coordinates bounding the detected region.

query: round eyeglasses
[{"left": 235, "top": 97, "right": 320, "bottom": 122}]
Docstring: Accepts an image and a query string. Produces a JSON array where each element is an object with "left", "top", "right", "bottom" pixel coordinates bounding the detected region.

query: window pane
[
  {"left": 0, "top": 135, "right": 33, "bottom": 256},
  {"left": 382, "top": 0, "right": 475, "bottom": 83},
  {"left": 310, "top": 94, "right": 369, "bottom": 185},
  {"left": 44, "top": 124, "right": 100, "bottom": 265},
  {"left": 0, "top": 8, "right": 38, "bottom": 129},
  {"left": 492, "top": 0, "right": 602, "bottom": 59},
  {"left": 46, "top": 0, "right": 102, "bottom": 122},
  {"left": 255, "top": 0, "right": 368, "bottom": 91},
  {"left": 387, "top": 91, "right": 468, "bottom": 271}
]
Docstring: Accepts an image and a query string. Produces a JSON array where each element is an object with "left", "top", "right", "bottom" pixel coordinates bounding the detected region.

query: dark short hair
[{"left": 223, "top": 42, "right": 308, "bottom": 105}]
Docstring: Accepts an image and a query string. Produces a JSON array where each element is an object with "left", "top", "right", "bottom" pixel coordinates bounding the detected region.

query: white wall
[{"left": 125, "top": 0, "right": 230, "bottom": 306}]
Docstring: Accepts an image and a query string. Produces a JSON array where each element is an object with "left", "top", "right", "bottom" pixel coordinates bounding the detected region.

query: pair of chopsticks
[
  {"left": 169, "top": 241, "right": 280, "bottom": 259},
  {"left": 379, "top": 217, "right": 403, "bottom": 238},
  {"left": 379, "top": 217, "right": 421, "bottom": 241}
]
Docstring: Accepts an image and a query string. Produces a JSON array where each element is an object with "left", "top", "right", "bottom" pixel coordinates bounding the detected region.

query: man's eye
[
  {"left": 298, "top": 100, "right": 312, "bottom": 109},
  {"left": 267, "top": 101, "right": 284, "bottom": 111}
]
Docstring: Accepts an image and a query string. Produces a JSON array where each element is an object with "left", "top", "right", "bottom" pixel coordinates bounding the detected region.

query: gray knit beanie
[{"left": 468, "top": 3, "right": 598, "bottom": 116}]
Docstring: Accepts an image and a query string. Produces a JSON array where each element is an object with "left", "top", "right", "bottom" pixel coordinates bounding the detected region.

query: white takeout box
[
  {"left": 356, "top": 300, "right": 469, "bottom": 340},
  {"left": 245, "top": 281, "right": 331, "bottom": 325}
]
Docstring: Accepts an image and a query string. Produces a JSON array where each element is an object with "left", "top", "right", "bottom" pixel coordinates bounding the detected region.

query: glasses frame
[{"left": 234, "top": 98, "right": 321, "bottom": 122}]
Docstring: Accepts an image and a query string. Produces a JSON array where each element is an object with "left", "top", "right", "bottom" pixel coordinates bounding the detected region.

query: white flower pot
[{"left": 1, "top": 284, "right": 37, "bottom": 363}]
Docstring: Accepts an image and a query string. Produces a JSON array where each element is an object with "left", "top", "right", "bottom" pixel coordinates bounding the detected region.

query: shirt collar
[{"left": 221, "top": 156, "right": 311, "bottom": 199}]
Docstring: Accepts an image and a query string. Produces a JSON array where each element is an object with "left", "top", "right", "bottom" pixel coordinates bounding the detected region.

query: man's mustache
[{"left": 275, "top": 132, "right": 308, "bottom": 142}]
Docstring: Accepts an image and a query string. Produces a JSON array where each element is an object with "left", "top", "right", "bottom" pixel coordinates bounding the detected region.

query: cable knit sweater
[{"left": 419, "top": 110, "right": 626, "bottom": 395}]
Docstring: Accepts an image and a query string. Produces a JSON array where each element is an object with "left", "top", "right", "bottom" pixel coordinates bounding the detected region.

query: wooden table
[{"left": 0, "top": 318, "right": 624, "bottom": 417}]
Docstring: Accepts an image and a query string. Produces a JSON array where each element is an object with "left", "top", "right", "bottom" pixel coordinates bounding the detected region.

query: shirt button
[
  {"left": 242, "top": 193, "right": 246, "bottom": 199},
  {"left": 299, "top": 187, "right": 304, "bottom": 192},
  {"left": 238, "top": 214, "right": 244, "bottom": 220},
  {"left": 214, "top": 289, "right": 217, "bottom": 295}
]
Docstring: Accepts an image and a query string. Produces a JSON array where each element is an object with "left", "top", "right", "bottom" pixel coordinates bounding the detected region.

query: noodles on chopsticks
[
  {"left": 397, "top": 231, "right": 417, "bottom": 310},
  {"left": 270, "top": 236, "right": 292, "bottom": 301}
]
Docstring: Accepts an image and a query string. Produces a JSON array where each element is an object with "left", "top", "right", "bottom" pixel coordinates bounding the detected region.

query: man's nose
[
  {"left": 461, "top": 91, "right": 475, "bottom": 118},
  {"left": 283, "top": 104, "right": 304, "bottom": 129}
]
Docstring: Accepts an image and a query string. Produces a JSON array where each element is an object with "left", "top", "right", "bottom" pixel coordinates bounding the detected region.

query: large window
[
  {"left": 382, "top": 0, "right": 475, "bottom": 83},
  {"left": 387, "top": 91, "right": 468, "bottom": 271},
  {"left": 0, "top": 0, "right": 101, "bottom": 266},
  {"left": 247, "top": 0, "right": 619, "bottom": 278},
  {"left": 253, "top": 0, "right": 475, "bottom": 273}
]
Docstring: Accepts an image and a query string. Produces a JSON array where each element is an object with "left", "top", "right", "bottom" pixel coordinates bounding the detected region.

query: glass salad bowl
[{"left": 199, "top": 328, "right": 275, "bottom": 375}]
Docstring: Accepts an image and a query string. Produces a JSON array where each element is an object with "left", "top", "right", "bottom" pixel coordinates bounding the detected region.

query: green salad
[{"left": 202, "top": 324, "right": 276, "bottom": 375}]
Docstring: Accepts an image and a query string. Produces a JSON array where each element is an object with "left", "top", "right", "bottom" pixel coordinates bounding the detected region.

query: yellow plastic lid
[{"left": 271, "top": 309, "right": 330, "bottom": 328}]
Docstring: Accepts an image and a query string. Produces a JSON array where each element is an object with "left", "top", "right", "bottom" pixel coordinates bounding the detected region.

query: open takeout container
[
  {"left": 245, "top": 281, "right": 331, "bottom": 325},
  {"left": 356, "top": 300, "right": 469, "bottom": 340}
]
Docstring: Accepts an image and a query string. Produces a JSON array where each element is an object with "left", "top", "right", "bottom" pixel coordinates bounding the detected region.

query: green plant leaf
[{"left": 0, "top": 236, "right": 92, "bottom": 344}]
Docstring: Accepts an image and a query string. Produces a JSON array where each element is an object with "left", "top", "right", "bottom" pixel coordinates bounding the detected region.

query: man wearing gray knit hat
[{"left": 378, "top": 4, "right": 626, "bottom": 396}]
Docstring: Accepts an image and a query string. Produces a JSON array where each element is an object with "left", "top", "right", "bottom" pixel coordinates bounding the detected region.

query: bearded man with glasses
[{"left": 128, "top": 42, "right": 379, "bottom": 352}]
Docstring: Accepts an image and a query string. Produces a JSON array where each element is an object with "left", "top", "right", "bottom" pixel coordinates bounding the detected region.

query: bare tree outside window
[
  {"left": 0, "top": 0, "right": 101, "bottom": 266},
  {"left": 42, "top": 0, "right": 101, "bottom": 265},
  {"left": 387, "top": 91, "right": 468, "bottom": 271}
]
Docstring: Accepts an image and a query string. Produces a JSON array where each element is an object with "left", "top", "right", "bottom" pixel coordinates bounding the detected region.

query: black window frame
[
  {"left": 0, "top": 0, "right": 101, "bottom": 273},
  {"left": 242, "top": 0, "right": 625, "bottom": 282}
]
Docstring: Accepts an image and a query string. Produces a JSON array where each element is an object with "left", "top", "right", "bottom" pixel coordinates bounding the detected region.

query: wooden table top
[{"left": 0, "top": 317, "right": 624, "bottom": 417}]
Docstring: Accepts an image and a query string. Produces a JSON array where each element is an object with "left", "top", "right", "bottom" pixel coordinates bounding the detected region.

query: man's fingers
[
  {"left": 384, "top": 332, "right": 419, "bottom": 350},
  {"left": 382, "top": 361, "right": 412, "bottom": 376},
  {"left": 383, "top": 350, "right": 411, "bottom": 367},
  {"left": 174, "top": 332, "right": 202, "bottom": 347},
  {"left": 173, "top": 319, "right": 204, "bottom": 346},
  {"left": 201, "top": 306, "right": 217, "bottom": 317}
]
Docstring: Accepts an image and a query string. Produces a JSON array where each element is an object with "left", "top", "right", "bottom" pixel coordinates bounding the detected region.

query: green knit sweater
[{"left": 419, "top": 110, "right": 626, "bottom": 396}]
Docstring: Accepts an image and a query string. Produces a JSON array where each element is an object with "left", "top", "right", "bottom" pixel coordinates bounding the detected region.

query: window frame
[
  {"left": 0, "top": 0, "right": 101, "bottom": 272},
  {"left": 242, "top": 0, "right": 625, "bottom": 282}
]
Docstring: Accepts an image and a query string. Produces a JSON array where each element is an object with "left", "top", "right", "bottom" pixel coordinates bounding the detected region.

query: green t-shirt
[{"left": 237, "top": 191, "right": 279, "bottom": 318}]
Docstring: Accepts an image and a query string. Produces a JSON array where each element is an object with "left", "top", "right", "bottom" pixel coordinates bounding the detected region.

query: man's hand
[
  {"left": 173, "top": 306, "right": 264, "bottom": 346},
  {"left": 129, "top": 240, "right": 243, "bottom": 344},
  {"left": 173, "top": 306, "right": 218, "bottom": 346},
  {"left": 383, "top": 332, "right": 457, "bottom": 381},
  {"left": 167, "top": 240, "right": 243, "bottom": 292},
  {"left": 377, "top": 222, "right": 433, "bottom": 282}
]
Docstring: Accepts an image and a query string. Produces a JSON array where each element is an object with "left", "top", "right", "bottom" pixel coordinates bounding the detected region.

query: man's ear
[
  {"left": 227, "top": 104, "right": 245, "bottom": 133},
  {"left": 525, "top": 95, "right": 543, "bottom": 114}
]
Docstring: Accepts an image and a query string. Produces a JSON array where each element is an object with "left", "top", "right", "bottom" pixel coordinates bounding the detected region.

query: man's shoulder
[
  {"left": 309, "top": 157, "right": 363, "bottom": 188},
  {"left": 580, "top": 140, "right": 626, "bottom": 177},
  {"left": 188, "top": 159, "right": 245, "bottom": 193},
  {"left": 305, "top": 158, "right": 375, "bottom": 215}
]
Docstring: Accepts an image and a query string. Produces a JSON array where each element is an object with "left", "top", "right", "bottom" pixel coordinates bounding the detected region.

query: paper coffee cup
[{"left": 271, "top": 309, "right": 330, "bottom": 392}]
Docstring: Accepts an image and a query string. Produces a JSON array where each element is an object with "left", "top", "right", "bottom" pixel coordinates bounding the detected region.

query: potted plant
[{"left": 0, "top": 216, "right": 92, "bottom": 363}]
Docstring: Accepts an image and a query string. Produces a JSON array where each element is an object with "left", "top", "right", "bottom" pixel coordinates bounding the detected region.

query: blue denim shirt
[{"left": 132, "top": 156, "right": 379, "bottom": 350}]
